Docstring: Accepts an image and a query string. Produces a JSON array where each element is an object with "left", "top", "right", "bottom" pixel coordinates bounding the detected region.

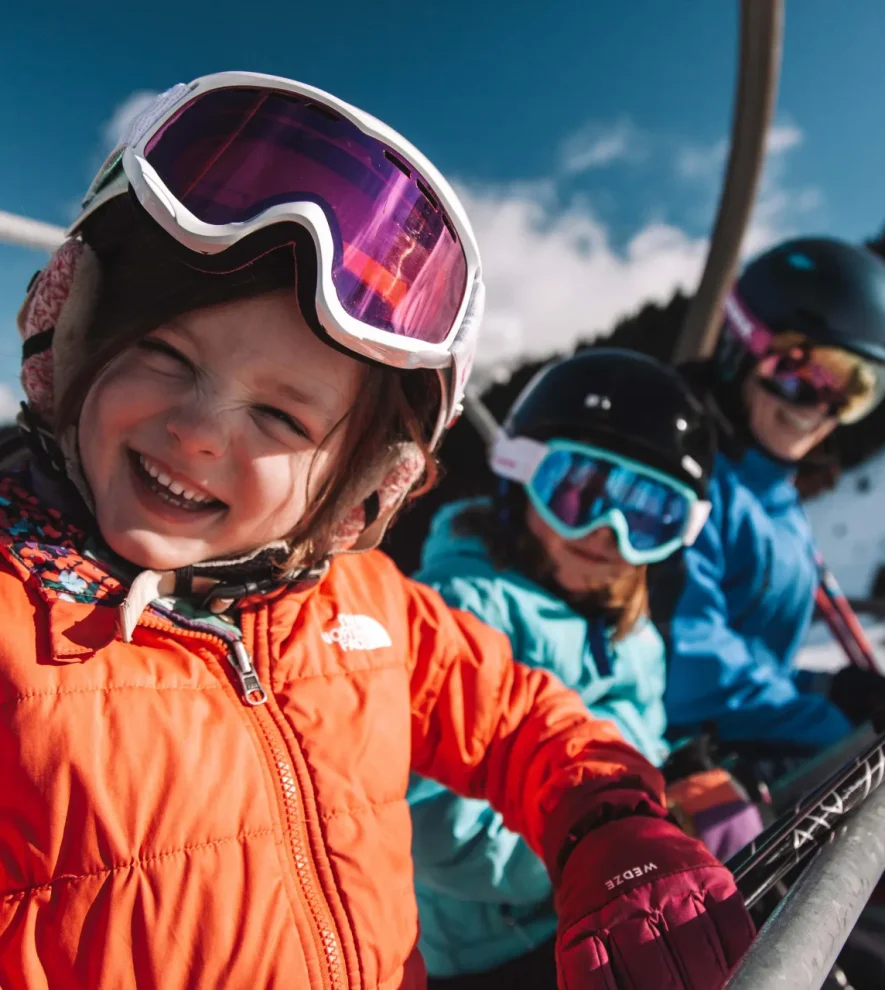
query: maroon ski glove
[{"left": 554, "top": 815, "right": 755, "bottom": 989}]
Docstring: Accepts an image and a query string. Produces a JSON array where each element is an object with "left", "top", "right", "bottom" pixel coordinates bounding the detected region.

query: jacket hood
[{"left": 419, "top": 498, "right": 495, "bottom": 577}]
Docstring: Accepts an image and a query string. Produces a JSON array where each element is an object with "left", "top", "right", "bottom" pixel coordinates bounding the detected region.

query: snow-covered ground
[
  {"left": 795, "top": 618, "right": 885, "bottom": 673},
  {"left": 805, "top": 447, "right": 885, "bottom": 599},
  {"left": 784, "top": 447, "right": 885, "bottom": 673}
]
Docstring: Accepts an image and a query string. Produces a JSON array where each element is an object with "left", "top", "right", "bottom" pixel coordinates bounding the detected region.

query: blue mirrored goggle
[{"left": 492, "top": 437, "right": 709, "bottom": 565}]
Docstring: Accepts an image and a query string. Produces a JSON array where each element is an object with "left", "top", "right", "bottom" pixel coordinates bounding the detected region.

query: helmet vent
[
  {"left": 786, "top": 252, "right": 815, "bottom": 270},
  {"left": 383, "top": 149, "right": 412, "bottom": 177}
]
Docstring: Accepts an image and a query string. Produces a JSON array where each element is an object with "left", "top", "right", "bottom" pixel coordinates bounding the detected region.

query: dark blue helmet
[{"left": 719, "top": 237, "right": 885, "bottom": 376}]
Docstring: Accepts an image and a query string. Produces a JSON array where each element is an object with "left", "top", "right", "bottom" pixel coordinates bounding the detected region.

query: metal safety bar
[
  {"left": 461, "top": 387, "right": 499, "bottom": 448},
  {"left": 0, "top": 210, "right": 66, "bottom": 252},
  {"left": 725, "top": 780, "right": 885, "bottom": 990}
]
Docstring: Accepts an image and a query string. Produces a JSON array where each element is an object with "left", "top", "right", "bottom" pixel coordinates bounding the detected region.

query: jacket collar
[{"left": 0, "top": 463, "right": 325, "bottom": 648}]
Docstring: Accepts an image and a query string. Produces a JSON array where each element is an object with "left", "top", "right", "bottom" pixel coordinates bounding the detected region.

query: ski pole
[
  {"left": 728, "top": 725, "right": 885, "bottom": 908},
  {"left": 814, "top": 551, "right": 883, "bottom": 675}
]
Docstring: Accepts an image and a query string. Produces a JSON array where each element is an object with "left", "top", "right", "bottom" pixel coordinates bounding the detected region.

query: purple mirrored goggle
[{"left": 130, "top": 85, "right": 470, "bottom": 346}]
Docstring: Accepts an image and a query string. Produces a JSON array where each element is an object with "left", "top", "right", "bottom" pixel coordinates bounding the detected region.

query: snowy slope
[
  {"left": 804, "top": 447, "right": 885, "bottom": 599},
  {"left": 785, "top": 449, "right": 885, "bottom": 672},
  {"left": 795, "top": 619, "right": 885, "bottom": 673}
]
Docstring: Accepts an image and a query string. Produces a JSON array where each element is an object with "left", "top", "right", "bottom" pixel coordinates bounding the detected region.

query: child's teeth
[
  {"left": 786, "top": 411, "right": 816, "bottom": 428},
  {"left": 138, "top": 453, "right": 216, "bottom": 506}
]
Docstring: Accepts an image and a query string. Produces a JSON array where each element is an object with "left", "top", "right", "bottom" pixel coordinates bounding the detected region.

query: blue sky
[{"left": 2, "top": 0, "right": 885, "bottom": 412}]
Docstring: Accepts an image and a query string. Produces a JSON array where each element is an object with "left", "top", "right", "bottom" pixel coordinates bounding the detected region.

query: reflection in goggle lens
[
  {"left": 531, "top": 448, "right": 690, "bottom": 551},
  {"left": 756, "top": 334, "right": 883, "bottom": 425}
]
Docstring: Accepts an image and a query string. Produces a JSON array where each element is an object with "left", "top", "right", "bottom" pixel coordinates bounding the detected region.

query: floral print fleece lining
[{"left": 0, "top": 470, "right": 126, "bottom": 607}]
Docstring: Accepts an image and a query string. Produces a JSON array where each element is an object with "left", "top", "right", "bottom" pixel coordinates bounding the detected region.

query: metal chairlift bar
[
  {"left": 673, "top": 0, "right": 784, "bottom": 364},
  {"left": 0, "top": 210, "right": 66, "bottom": 252},
  {"left": 462, "top": 387, "right": 500, "bottom": 448},
  {"left": 725, "top": 780, "right": 885, "bottom": 990}
]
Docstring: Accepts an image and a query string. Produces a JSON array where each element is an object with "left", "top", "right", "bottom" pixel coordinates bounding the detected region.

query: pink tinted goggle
[
  {"left": 724, "top": 290, "right": 884, "bottom": 425},
  {"left": 76, "top": 73, "right": 482, "bottom": 404}
]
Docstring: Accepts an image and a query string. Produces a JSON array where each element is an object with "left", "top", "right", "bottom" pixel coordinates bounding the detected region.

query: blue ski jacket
[{"left": 662, "top": 446, "right": 852, "bottom": 751}]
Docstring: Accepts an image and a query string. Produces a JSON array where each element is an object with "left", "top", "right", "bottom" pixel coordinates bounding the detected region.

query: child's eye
[
  {"left": 138, "top": 338, "right": 192, "bottom": 370},
  {"left": 255, "top": 405, "right": 309, "bottom": 439}
]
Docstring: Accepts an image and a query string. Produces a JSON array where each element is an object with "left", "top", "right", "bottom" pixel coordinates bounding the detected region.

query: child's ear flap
[
  {"left": 329, "top": 442, "right": 426, "bottom": 555},
  {"left": 18, "top": 239, "right": 102, "bottom": 426}
]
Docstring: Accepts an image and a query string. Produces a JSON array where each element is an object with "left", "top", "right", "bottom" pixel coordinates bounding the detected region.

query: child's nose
[{"left": 166, "top": 400, "right": 229, "bottom": 458}]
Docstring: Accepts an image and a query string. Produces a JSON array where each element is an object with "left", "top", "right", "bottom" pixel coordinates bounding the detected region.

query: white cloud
[
  {"left": 460, "top": 117, "right": 820, "bottom": 378},
  {"left": 459, "top": 181, "right": 707, "bottom": 376},
  {"left": 0, "top": 384, "right": 23, "bottom": 423},
  {"left": 675, "top": 123, "right": 804, "bottom": 182},
  {"left": 675, "top": 138, "right": 728, "bottom": 181},
  {"left": 745, "top": 123, "right": 820, "bottom": 255},
  {"left": 559, "top": 118, "right": 645, "bottom": 175},
  {"left": 765, "top": 121, "right": 803, "bottom": 155},
  {"left": 102, "top": 90, "right": 160, "bottom": 150},
  {"left": 674, "top": 120, "right": 821, "bottom": 258}
]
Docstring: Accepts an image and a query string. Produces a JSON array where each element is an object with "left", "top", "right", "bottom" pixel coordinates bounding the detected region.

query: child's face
[
  {"left": 526, "top": 505, "right": 635, "bottom": 595},
  {"left": 79, "top": 288, "right": 365, "bottom": 571}
]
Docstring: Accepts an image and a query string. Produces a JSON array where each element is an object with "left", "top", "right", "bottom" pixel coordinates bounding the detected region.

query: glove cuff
[{"left": 544, "top": 785, "right": 668, "bottom": 885}]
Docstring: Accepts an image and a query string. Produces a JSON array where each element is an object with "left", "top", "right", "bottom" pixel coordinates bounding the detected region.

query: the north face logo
[{"left": 321, "top": 614, "right": 392, "bottom": 652}]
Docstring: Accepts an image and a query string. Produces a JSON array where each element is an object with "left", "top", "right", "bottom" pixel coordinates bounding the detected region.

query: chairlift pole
[
  {"left": 465, "top": 0, "right": 784, "bottom": 439},
  {"left": 673, "top": 0, "right": 784, "bottom": 364}
]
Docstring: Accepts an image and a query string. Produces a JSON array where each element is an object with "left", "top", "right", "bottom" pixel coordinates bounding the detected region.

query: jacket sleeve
[
  {"left": 408, "top": 773, "right": 552, "bottom": 904},
  {"left": 405, "top": 575, "right": 666, "bottom": 877},
  {"left": 664, "top": 508, "right": 852, "bottom": 751},
  {"left": 407, "top": 575, "right": 554, "bottom": 905}
]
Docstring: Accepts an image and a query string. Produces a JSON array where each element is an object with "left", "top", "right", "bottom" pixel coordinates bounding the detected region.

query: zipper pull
[{"left": 230, "top": 640, "right": 268, "bottom": 706}]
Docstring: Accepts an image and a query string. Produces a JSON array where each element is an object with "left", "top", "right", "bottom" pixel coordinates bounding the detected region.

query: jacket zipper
[
  {"left": 140, "top": 610, "right": 345, "bottom": 990},
  {"left": 229, "top": 639, "right": 268, "bottom": 706}
]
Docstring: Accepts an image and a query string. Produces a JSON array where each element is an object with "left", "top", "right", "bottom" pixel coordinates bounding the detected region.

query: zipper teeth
[
  {"left": 139, "top": 612, "right": 345, "bottom": 989},
  {"left": 269, "top": 741, "right": 344, "bottom": 988}
]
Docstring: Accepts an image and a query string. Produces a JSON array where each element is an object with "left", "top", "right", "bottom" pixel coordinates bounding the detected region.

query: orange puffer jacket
[{"left": 0, "top": 468, "right": 664, "bottom": 989}]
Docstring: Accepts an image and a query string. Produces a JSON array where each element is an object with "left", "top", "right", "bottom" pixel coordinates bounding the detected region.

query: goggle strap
[
  {"left": 724, "top": 290, "right": 773, "bottom": 358},
  {"left": 683, "top": 500, "right": 712, "bottom": 547},
  {"left": 489, "top": 434, "right": 548, "bottom": 484}
]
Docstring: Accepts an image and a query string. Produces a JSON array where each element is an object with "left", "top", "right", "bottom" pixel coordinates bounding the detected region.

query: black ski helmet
[
  {"left": 500, "top": 348, "right": 715, "bottom": 498},
  {"left": 719, "top": 237, "right": 885, "bottom": 378}
]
